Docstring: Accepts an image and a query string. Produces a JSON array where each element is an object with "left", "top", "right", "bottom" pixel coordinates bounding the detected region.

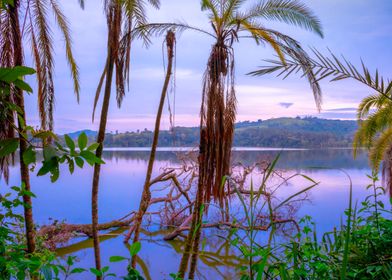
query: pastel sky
[{"left": 23, "top": 0, "right": 392, "bottom": 133}]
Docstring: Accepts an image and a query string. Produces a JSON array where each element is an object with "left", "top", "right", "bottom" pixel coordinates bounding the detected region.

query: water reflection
[
  {"left": 4, "top": 148, "right": 387, "bottom": 279},
  {"left": 101, "top": 148, "right": 370, "bottom": 170}
]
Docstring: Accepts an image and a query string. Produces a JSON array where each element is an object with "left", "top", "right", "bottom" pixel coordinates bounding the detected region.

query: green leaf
[
  {"left": 87, "top": 142, "right": 100, "bottom": 151},
  {"left": 50, "top": 166, "right": 60, "bottom": 182},
  {"left": 90, "top": 268, "right": 103, "bottom": 277},
  {"left": 64, "top": 134, "right": 75, "bottom": 151},
  {"left": 101, "top": 266, "right": 109, "bottom": 273},
  {"left": 33, "top": 131, "right": 57, "bottom": 140},
  {"left": 75, "top": 157, "right": 84, "bottom": 168},
  {"left": 68, "top": 159, "right": 75, "bottom": 174},
  {"left": 14, "top": 79, "right": 33, "bottom": 93},
  {"left": 37, "top": 158, "right": 57, "bottom": 177},
  {"left": 0, "top": 138, "right": 19, "bottom": 158},
  {"left": 23, "top": 146, "right": 36, "bottom": 166},
  {"left": 70, "top": 268, "right": 86, "bottom": 274},
  {"left": 0, "top": 66, "right": 35, "bottom": 82},
  {"left": 78, "top": 132, "right": 88, "bottom": 150},
  {"left": 129, "top": 241, "right": 141, "bottom": 256},
  {"left": 40, "top": 265, "right": 53, "bottom": 280},
  {"left": 43, "top": 146, "right": 57, "bottom": 161},
  {"left": 109, "top": 256, "right": 128, "bottom": 262},
  {"left": 80, "top": 150, "right": 105, "bottom": 165}
]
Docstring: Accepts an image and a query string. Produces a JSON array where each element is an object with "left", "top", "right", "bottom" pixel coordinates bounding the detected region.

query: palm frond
[
  {"left": 0, "top": 8, "right": 16, "bottom": 183},
  {"left": 222, "top": 0, "right": 246, "bottom": 24},
  {"left": 353, "top": 104, "right": 392, "bottom": 157},
  {"left": 132, "top": 22, "right": 215, "bottom": 45},
  {"left": 146, "top": 0, "right": 160, "bottom": 9},
  {"left": 30, "top": 0, "right": 55, "bottom": 131},
  {"left": 201, "top": 0, "right": 220, "bottom": 23},
  {"left": 357, "top": 94, "right": 390, "bottom": 120},
  {"left": 245, "top": 0, "right": 323, "bottom": 37},
  {"left": 49, "top": 0, "right": 80, "bottom": 102},
  {"left": 240, "top": 20, "right": 285, "bottom": 64},
  {"left": 247, "top": 29, "right": 322, "bottom": 111},
  {"left": 250, "top": 48, "right": 392, "bottom": 102},
  {"left": 369, "top": 126, "right": 392, "bottom": 171},
  {"left": 0, "top": 8, "right": 14, "bottom": 67}
]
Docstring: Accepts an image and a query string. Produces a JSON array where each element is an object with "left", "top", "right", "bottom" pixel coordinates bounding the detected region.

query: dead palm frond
[
  {"left": 20, "top": 0, "right": 81, "bottom": 131},
  {"left": 1, "top": 0, "right": 82, "bottom": 134},
  {"left": 93, "top": 0, "right": 160, "bottom": 120}
]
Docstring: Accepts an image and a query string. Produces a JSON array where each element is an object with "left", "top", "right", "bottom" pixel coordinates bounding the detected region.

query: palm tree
[
  {"left": 354, "top": 94, "right": 392, "bottom": 197},
  {"left": 90, "top": 0, "right": 159, "bottom": 277},
  {"left": 132, "top": 0, "right": 323, "bottom": 277},
  {"left": 125, "top": 30, "right": 176, "bottom": 268},
  {"left": 0, "top": 0, "right": 81, "bottom": 254},
  {"left": 251, "top": 49, "right": 392, "bottom": 197}
]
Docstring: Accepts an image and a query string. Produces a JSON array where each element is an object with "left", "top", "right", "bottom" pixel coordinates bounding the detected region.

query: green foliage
[
  {"left": 93, "top": 117, "right": 357, "bottom": 148},
  {"left": 89, "top": 266, "right": 116, "bottom": 279},
  {"left": 0, "top": 188, "right": 87, "bottom": 280},
  {"left": 222, "top": 155, "right": 319, "bottom": 279},
  {"left": 0, "top": 138, "right": 19, "bottom": 158},
  {"left": 45, "top": 255, "right": 86, "bottom": 280},
  {"left": 109, "top": 241, "right": 144, "bottom": 279},
  {"left": 227, "top": 170, "right": 392, "bottom": 280},
  {"left": 0, "top": 129, "right": 104, "bottom": 183},
  {"left": 0, "top": 0, "right": 14, "bottom": 9},
  {"left": 0, "top": 66, "right": 35, "bottom": 93}
]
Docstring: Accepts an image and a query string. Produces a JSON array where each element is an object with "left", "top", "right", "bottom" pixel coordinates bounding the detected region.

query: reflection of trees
[
  {"left": 232, "top": 149, "right": 369, "bottom": 170},
  {"left": 101, "top": 149, "right": 369, "bottom": 170},
  {"left": 13, "top": 149, "right": 369, "bottom": 171},
  {"left": 56, "top": 228, "right": 244, "bottom": 279},
  {"left": 53, "top": 159, "right": 311, "bottom": 279},
  {"left": 102, "top": 150, "right": 184, "bottom": 163}
]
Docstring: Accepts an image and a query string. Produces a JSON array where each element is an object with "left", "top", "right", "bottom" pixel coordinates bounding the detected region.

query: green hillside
[{"left": 65, "top": 117, "right": 358, "bottom": 148}]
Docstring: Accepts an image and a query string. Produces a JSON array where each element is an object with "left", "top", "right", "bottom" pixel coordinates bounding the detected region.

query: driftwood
[{"left": 38, "top": 158, "right": 312, "bottom": 250}]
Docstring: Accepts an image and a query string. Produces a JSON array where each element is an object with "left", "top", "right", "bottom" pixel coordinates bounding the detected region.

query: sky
[{"left": 23, "top": 0, "right": 392, "bottom": 134}]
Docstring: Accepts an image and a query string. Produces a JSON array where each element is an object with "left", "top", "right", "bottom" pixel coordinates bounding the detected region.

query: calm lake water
[{"left": 3, "top": 148, "right": 391, "bottom": 279}]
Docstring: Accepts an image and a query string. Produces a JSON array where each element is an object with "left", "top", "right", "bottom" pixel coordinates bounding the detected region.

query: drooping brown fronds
[
  {"left": 200, "top": 39, "right": 237, "bottom": 206},
  {"left": 93, "top": 0, "right": 161, "bottom": 120},
  {"left": 49, "top": 0, "right": 80, "bottom": 101},
  {"left": 22, "top": 0, "right": 80, "bottom": 132},
  {"left": 29, "top": 0, "right": 54, "bottom": 131},
  {"left": 90, "top": 0, "right": 161, "bottom": 276},
  {"left": 0, "top": 8, "right": 17, "bottom": 183}
]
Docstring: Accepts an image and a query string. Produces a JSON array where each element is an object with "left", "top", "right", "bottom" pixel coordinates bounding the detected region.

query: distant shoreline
[{"left": 101, "top": 147, "right": 361, "bottom": 152}]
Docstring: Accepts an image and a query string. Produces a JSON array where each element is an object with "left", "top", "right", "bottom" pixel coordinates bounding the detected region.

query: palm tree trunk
[
  {"left": 178, "top": 129, "right": 207, "bottom": 279},
  {"left": 127, "top": 31, "right": 176, "bottom": 268},
  {"left": 9, "top": 0, "right": 36, "bottom": 255},
  {"left": 91, "top": 48, "right": 115, "bottom": 280},
  {"left": 188, "top": 187, "right": 203, "bottom": 279}
]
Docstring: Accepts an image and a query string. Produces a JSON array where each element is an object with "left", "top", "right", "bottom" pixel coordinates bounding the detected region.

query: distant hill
[
  {"left": 65, "top": 129, "right": 97, "bottom": 139},
  {"left": 64, "top": 117, "right": 358, "bottom": 148}
]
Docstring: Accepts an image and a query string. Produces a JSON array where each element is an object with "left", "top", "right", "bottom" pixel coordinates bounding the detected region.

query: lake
[{"left": 3, "top": 148, "right": 391, "bottom": 279}]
